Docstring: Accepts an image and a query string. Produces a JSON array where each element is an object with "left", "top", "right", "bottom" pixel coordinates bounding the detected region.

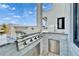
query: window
[
  {"left": 0, "top": 3, "right": 37, "bottom": 26},
  {"left": 42, "top": 3, "right": 53, "bottom": 12},
  {"left": 73, "top": 3, "right": 79, "bottom": 47},
  {"left": 0, "top": 3, "right": 53, "bottom": 26}
]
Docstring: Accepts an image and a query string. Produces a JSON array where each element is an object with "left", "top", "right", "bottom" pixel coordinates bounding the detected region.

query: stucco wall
[
  {"left": 43, "top": 3, "right": 70, "bottom": 34},
  {"left": 43, "top": 3, "right": 72, "bottom": 55}
]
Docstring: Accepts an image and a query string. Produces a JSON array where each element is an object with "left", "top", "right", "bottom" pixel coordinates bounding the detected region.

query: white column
[{"left": 37, "top": 3, "right": 42, "bottom": 32}]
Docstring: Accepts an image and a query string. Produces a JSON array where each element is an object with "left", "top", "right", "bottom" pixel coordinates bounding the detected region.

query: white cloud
[
  {"left": 12, "top": 15, "right": 21, "bottom": 18},
  {"left": 43, "top": 5, "right": 46, "bottom": 9},
  {"left": 1, "top": 17, "right": 20, "bottom": 24},
  {"left": 34, "top": 7, "right": 37, "bottom": 11},
  {"left": 0, "top": 4, "right": 10, "bottom": 9},
  {"left": 43, "top": 4, "right": 53, "bottom": 9},
  {"left": 10, "top": 21, "right": 16, "bottom": 24},
  {"left": 12, "top": 7, "right": 16, "bottom": 10},
  {"left": 3, "top": 17, "right": 11, "bottom": 20},
  {"left": 28, "top": 11, "right": 33, "bottom": 15},
  {"left": 0, "top": 4, "right": 16, "bottom": 11}
]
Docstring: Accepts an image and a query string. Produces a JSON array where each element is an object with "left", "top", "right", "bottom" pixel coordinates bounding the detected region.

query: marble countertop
[
  {"left": 42, "top": 32, "right": 68, "bottom": 35},
  {"left": 0, "top": 39, "right": 40, "bottom": 56}
]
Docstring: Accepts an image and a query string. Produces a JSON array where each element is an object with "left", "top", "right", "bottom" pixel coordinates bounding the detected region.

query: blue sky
[{"left": 0, "top": 3, "right": 53, "bottom": 26}]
